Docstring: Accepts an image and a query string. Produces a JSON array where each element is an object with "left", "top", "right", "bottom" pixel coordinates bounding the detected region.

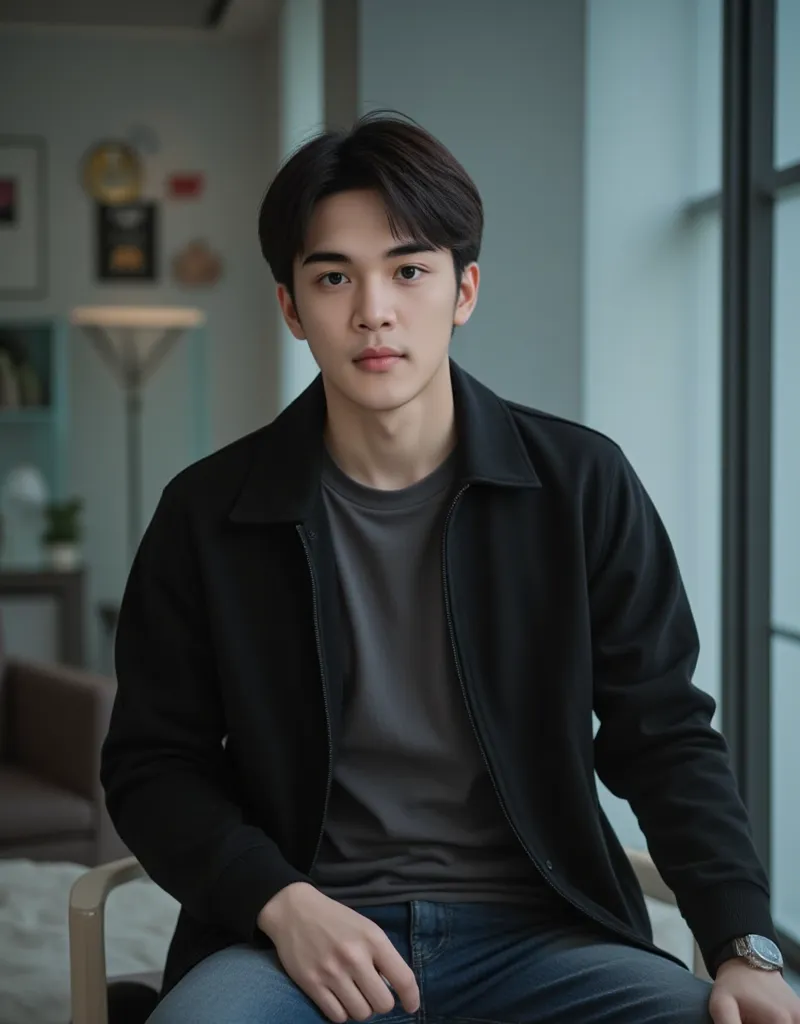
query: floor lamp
[
  {"left": 71, "top": 306, "right": 207, "bottom": 665},
  {"left": 71, "top": 306, "right": 206, "bottom": 563}
]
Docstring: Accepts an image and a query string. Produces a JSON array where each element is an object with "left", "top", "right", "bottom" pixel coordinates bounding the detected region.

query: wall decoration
[
  {"left": 97, "top": 202, "right": 157, "bottom": 281},
  {"left": 167, "top": 172, "right": 204, "bottom": 199},
  {"left": 82, "top": 140, "right": 143, "bottom": 205},
  {"left": 172, "top": 239, "right": 222, "bottom": 288},
  {"left": 0, "top": 137, "right": 47, "bottom": 299}
]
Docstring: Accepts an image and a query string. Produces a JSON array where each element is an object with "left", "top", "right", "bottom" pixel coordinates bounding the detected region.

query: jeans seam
[
  {"left": 416, "top": 960, "right": 426, "bottom": 1023},
  {"left": 411, "top": 909, "right": 425, "bottom": 1024},
  {"left": 416, "top": 904, "right": 451, "bottom": 967}
]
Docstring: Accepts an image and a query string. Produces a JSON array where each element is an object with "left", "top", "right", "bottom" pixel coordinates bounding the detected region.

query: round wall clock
[{"left": 82, "top": 141, "right": 143, "bottom": 205}]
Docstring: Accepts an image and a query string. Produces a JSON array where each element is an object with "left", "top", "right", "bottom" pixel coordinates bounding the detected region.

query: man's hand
[
  {"left": 257, "top": 882, "right": 420, "bottom": 1023},
  {"left": 709, "top": 959, "right": 800, "bottom": 1023}
]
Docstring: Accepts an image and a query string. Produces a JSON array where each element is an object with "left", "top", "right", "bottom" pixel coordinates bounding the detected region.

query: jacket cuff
[
  {"left": 684, "top": 882, "right": 778, "bottom": 970},
  {"left": 209, "top": 843, "right": 314, "bottom": 941}
]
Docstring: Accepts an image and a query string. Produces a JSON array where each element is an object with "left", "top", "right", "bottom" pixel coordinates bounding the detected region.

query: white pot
[{"left": 47, "top": 542, "right": 81, "bottom": 572}]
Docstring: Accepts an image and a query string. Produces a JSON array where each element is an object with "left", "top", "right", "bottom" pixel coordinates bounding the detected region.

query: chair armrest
[
  {"left": 625, "top": 847, "right": 678, "bottom": 906},
  {"left": 624, "top": 846, "right": 709, "bottom": 979},
  {"left": 4, "top": 657, "right": 115, "bottom": 800},
  {"left": 69, "top": 857, "right": 148, "bottom": 1024}
]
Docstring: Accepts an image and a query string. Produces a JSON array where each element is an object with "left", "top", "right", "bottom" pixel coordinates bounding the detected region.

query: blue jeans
[{"left": 147, "top": 900, "right": 712, "bottom": 1023}]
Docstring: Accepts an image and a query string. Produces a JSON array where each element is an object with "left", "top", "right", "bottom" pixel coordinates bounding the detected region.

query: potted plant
[{"left": 42, "top": 498, "right": 83, "bottom": 571}]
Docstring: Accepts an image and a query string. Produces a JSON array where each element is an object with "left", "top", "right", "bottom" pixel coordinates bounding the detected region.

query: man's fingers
[
  {"left": 350, "top": 965, "right": 397, "bottom": 1016},
  {"left": 709, "top": 992, "right": 743, "bottom": 1024},
  {"left": 329, "top": 975, "right": 374, "bottom": 1022},
  {"left": 374, "top": 942, "right": 420, "bottom": 1013},
  {"left": 316, "top": 989, "right": 349, "bottom": 1024}
]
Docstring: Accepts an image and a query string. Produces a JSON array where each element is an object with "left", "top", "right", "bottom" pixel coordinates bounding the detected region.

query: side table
[{"left": 0, "top": 568, "right": 85, "bottom": 666}]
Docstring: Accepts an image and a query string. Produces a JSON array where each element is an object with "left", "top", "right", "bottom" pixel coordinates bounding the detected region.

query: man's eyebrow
[
  {"left": 385, "top": 242, "right": 438, "bottom": 258},
  {"left": 300, "top": 242, "right": 437, "bottom": 267}
]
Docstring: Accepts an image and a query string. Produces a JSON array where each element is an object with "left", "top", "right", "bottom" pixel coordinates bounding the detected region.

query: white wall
[
  {"left": 583, "top": 0, "right": 722, "bottom": 849},
  {"left": 276, "top": 0, "right": 325, "bottom": 408},
  {"left": 358, "top": 0, "right": 585, "bottom": 419},
  {"left": 0, "top": 27, "right": 275, "bottom": 668}
]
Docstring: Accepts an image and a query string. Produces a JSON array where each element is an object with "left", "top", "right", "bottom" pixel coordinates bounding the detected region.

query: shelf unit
[{"left": 0, "top": 317, "right": 69, "bottom": 502}]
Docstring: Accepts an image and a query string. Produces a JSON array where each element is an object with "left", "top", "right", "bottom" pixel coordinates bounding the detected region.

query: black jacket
[{"left": 101, "top": 361, "right": 776, "bottom": 995}]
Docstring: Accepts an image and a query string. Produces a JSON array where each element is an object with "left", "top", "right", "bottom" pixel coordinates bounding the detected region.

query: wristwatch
[{"left": 712, "top": 934, "right": 783, "bottom": 975}]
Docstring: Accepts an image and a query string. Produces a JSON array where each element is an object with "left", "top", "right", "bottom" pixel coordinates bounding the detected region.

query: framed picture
[
  {"left": 96, "top": 202, "right": 157, "bottom": 281},
  {"left": 0, "top": 136, "right": 47, "bottom": 299}
]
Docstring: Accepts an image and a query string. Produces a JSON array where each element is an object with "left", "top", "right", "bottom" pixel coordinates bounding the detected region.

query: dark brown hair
[{"left": 258, "top": 111, "right": 483, "bottom": 300}]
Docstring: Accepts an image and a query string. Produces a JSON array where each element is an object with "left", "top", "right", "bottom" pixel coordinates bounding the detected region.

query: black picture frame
[
  {"left": 0, "top": 136, "right": 48, "bottom": 299},
  {"left": 96, "top": 201, "right": 157, "bottom": 282}
]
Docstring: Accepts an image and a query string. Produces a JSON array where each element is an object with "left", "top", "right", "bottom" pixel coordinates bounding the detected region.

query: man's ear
[
  {"left": 454, "top": 262, "right": 480, "bottom": 327},
  {"left": 276, "top": 283, "right": 306, "bottom": 340}
]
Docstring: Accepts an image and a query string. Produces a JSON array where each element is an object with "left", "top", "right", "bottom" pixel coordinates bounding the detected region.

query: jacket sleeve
[
  {"left": 100, "top": 482, "right": 312, "bottom": 940},
  {"left": 589, "top": 445, "right": 777, "bottom": 969}
]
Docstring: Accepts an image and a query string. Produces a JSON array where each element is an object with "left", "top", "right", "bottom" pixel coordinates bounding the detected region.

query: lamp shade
[{"left": 70, "top": 306, "right": 206, "bottom": 330}]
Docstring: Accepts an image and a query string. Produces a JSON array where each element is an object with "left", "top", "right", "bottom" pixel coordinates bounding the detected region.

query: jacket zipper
[
  {"left": 297, "top": 524, "right": 333, "bottom": 874},
  {"left": 441, "top": 485, "right": 660, "bottom": 954}
]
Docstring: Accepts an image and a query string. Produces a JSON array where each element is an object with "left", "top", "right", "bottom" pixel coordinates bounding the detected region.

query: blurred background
[{"left": 0, "top": 0, "right": 797, "bottom": 976}]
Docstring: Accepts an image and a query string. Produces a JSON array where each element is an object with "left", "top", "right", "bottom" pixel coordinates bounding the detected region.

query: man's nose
[{"left": 353, "top": 281, "right": 396, "bottom": 332}]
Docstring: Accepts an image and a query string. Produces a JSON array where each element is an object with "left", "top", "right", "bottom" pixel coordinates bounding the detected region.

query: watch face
[{"left": 749, "top": 935, "right": 783, "bottom": 966}]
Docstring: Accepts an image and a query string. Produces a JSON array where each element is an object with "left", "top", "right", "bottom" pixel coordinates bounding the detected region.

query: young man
[{"left": 102, "top": 114, "right": 799, "bottom": 1024}]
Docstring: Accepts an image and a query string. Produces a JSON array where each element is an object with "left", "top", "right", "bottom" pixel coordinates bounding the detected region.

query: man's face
[{"left": 277, "top": 189, "right": 479, "bottom": 414}]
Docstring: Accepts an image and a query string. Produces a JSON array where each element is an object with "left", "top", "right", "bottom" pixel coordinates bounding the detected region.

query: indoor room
[{"left": 0, "top": 1, "right": 797, "bottom": 1022}]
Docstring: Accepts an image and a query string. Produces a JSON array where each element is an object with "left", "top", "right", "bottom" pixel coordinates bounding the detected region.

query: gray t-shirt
[{"left": 311, "top": 446, "right": 553, "bottom": 907}]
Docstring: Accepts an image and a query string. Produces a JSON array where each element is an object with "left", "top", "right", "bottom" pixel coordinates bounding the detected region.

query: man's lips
[
  {"left": 354, "top": 348, "right": 403, "bottom": 361},
  {"left": 354, "top": 351, "right": 405, "bottom": 372}
]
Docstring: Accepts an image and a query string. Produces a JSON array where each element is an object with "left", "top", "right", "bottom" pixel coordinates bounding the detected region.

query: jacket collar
[{"left": 230, "top": 360, "right": 541, "bottom": 525}]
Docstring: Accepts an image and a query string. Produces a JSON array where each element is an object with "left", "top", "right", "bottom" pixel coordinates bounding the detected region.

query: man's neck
[{"left": 323, "top": 361, "right": 456, "bottom": 491}]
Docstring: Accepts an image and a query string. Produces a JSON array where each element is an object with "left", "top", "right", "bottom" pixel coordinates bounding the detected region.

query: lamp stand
[{"left": 80, "top": 324, "right": 184, "bottom": 563}]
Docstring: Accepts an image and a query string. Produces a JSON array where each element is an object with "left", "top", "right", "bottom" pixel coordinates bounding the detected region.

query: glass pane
[
  {"left": 584, "top": 0, "right": 723, "bottom": 848},
  {"left": 772, "top": 191, "right": 800, "bottom": 953},
  {"left": 776, "top": 0, "right": 800, "bottom": 169},
  {"left": 772, "top": 193, "right": 800, "bottom": 633},
  {"left": 772, "top": 636, "right": 800, "bottom": 944}
]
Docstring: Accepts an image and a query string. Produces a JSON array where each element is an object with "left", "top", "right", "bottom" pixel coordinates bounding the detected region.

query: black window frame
[{"left": 719, "top": 0, "right": 800, "bottom": 972}]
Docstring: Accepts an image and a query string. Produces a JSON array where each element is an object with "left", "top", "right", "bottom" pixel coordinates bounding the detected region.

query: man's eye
[
  {"left": 397, "top": 265, "right": 424, "bottom": 281},
  {"left": 320, "top": 271, "right": 347, "bottom": 286}
]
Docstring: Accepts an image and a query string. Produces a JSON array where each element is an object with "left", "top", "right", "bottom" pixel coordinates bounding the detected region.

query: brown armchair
[{"left": 0, "top": 654, "right": 127, "bottom": 866}]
